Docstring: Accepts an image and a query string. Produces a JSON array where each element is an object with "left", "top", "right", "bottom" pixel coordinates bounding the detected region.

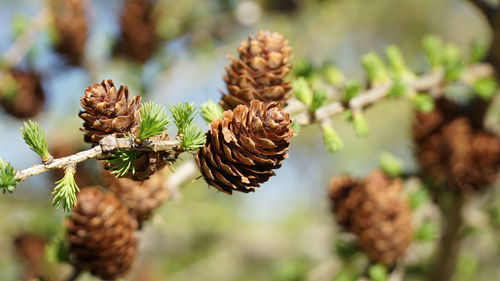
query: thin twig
[
  {"left": 164, "top": 159, "right": 199, "bottom": 201},
  {"left": 14, "top": 136, "right": 181, "bottom": 182},
  {"left": 286, "top": 63, "right": 494, "bottom": 126}
]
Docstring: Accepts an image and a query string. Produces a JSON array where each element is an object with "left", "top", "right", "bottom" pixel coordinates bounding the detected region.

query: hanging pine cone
[
  {"left": 66, "top": 187, "right": 138, "bottom": 280},
  {"left": 328, "top": 170, "right": 413, "bottom": 265},
  {"left": 117, "top": 0, "right": 159, "bottom": 63},
  {"left": 196, "top": 100, "right": 294, "bottom": 194},
  {"left": 0, "top": 69, "right": 45, "bottom": 119},
  {"left": 105, "top": 170, "right": 169, "bottom": 223},
  {"left": 50, "top": 0, "right": 89, "bottom": 65},
  {"left": 79, "top": 79, "right": 141, "bottom": 145},
  {"left": 220, "top": 30, "right": 293, "bottom": 110},
  {"left": 413, "top": 97, "right": 500, "bottom": 193}
]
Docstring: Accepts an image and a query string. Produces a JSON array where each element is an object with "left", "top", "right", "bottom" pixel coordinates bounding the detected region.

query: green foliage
[
  {"left": 107, "top": 150, "right": 138, "bottom": 177},
  {"left": 321, "top": 62, "right": 345, "bottom": 87},
  {"left": 353, "top": 113, "right": 369, "bottom": 137},
  {"left": 0, "top": 158, "right": 17, "bottom": 193},
  {"left": 456, "top": 254, "right": 479, "bottom": 281},
  {"left": 178, "top": 124, "right": 206, "bottom": 151},
  {"left": 412, "top": 93, "right": 435, "bottom": 113},
  {"left": 310, "top": 89, "right": 327, "bottom": 113},
  {"left": 292, "top": 59, "right": 314, "bottom": 78},
  {"left": 422, "top": 35, "right": 444, "bottom": 68},
  {"left": 362, "top": 52, "right": 389, "bottom": 84},
  {"left": 322, "top": 125, "right": 343, "bottom": 153},
  {"left": 386, "top": 45, "right": 414, "bottom": 79},
  {"left": 368, "top": 264, "right": 388, "bottom": 281},
  {"left": 137, "top": 102, "right": 171, "bottom": 141},
  {"left": 378, "top": 151, "right": 403, "bottom": 177},
  {"left": 334, "top": 238, "right": 360, "bottom": 258},
  {"left": 0, "top": 73, "right": 19, "bottom": 103},
  {"left": 290, "top": 119, "right": 301, "bottom": 136},
  {"left": 170, "top": 102, "right": 198, "bottom": 135},
  {"left": 408, "top": 186, "right": 430, "bottom": 210},
  {"left": 52, "top": 169, "right": 80, "bottom": 211},
  {"left": 469, "top": 41, "right": 488, "bottom": 64},
  {"left": 386, "top": 79, "right": 407, "bottom": 98},
  {"left": 473, "top": 77, "right": 497, "bottom": 100},
  {"left": 21, "top": 120, "right": 51, "bottom": 162},
  {"left": 46, "top": 234, "right": 70, "bottom": 264},
  {"left": 442, "top": 44, "right": 465, "bottom": 81},
  {"left": 343, "top": 80, "right": 362, "bottom": 102},
  {"left": 292, "top": 77, "right": 313, "bottom": 107},
  {"left": 333, "top": 269, "right": 358, "bottom": 281},
  {"left": 200, "top": 100, "right": 223, "bottom": 123},
  {"left": 415, "top": 220, "right": 438, "bottom": 241}
]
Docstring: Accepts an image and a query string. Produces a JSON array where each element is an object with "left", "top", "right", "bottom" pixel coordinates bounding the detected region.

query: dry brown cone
[
  {"left": 66, "top": 187, "right": 138, "bottom": 280},
  {"left": 413, "top": 97, "right": 500, "bottom": 193},
  {"left": 50, "top": 0, "right": 89, "bottom": 65},
  {"left": 79, "top": 79, "right": 141, "bottom": 145},
  {"left": 117, "top": 0, "right": 159, "bottom": 63},
  {"left": 220, "top": 30, "right": 293, "bottom": 110},
  {"left": 328, "top": 170, "right": 413, "bottom": 265},
  {"left": 104, "top": 170, "right": 169, "bottom": 223},
  {"left": 0, "top": 69, "right": 45, "bottom": 119},
  {"left": 197, "top": 100, "right": 294, "bottom": 194}
]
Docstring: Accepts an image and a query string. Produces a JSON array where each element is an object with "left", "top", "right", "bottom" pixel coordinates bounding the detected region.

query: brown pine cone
[
  {"left": 105, "top": 171, "right": 169, "bottom": 223},
  {"left": 50, "top": 0, "right": 89, "bottom": 65},
  {"left": 14, "top": 234, "right": 47, "bottom": 280},
  {"left": 328, "top": 170, "right": 413, "bottom": 265},
  {"left": 79, "top": 79, "right": 141, "bottom": 145},
  {"left": 117, "top": 0, "right": 159, "bottom": 63},
  {"left": 413, "top": 97, "right": 500, "bottom": 193},
  {"left": 66, "top": 187, "right": 138, "bottom": 280},
  {"left": 220, "top": 30, "right": 293, "bottom": 110},
  {"left": 196, "top": 100, "right": 294, "bottom": 194},
  {"left": 0, "top": 69, "right": 45, "bottom": 119}
]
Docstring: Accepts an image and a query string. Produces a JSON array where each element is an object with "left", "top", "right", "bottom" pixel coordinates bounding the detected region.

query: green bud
[
  {"left": 322, "top": 62, "right": 345, "bottom": 87},
  {"left": 386, "top": 79, "right": 407, "bottom": 98},
  {"left": 0, "top": 73, "right": 20, "bottom": 103},
  {"left": 21, "top": 120, "right": 51, "bottom": 162},
  {"left": 292, "top": 77, "right": 313, "bottom": 107},
  {"left": 386, "top": 45, "right": 414, "bottom": 79},
  {"left": 322, "top": 125, "right": 343, "bottom": 153},
  {"left": 412, "top": 93, "right": 435, "bottom": 113},
  {"left": 415, "top": 220, "right": 438, "bottom": 241},
  {"left": 378, "top": 152, "right": 403, "bottom": 177},
  {"left": 408, "top": 186, "right": 430, "bottom": 210},
  {"left": 362, "top": 53, "right": 389, "bottom": 84},
  {"left": 0, "top": 158, "right": 17, "bottom": 193},
  {"left": 46, "top": 234, "right": 70, "bottom": 264},
  {"left": 353, "top": 113, "right": 369, "bottom": 137},
  {"left": 473, "top": 77, "right": 497, "bottom": 100},
  {"left": 292, "top": 59, "right": 314, "bottom": 78},
  {"left": 368, "top": 264, "right": 388, "bottom": 281},
  {"left": 422, "top": 35, "right": 444, "bottom": 68},
  {"left": 343, "top": 80, "right": 362, "bottom": 102},
  {"left": 310, "top": 89, "right": 327, "bottom": 113},
  {"left": 469, "top": 41, "right": 488, "bottom": 64},
  {"left": 290, "top": 119, "right": 301, "bottom": 136},
  {"left": 200, "top": 100, "right": 223, "bottom": 123},
  {"left": 334, "top": 238, "right": 359, "bottom": 258}
]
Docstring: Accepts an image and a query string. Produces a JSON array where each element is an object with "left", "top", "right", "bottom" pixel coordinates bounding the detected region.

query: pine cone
[
  {"left": 196, "top": 100, "right": 294, "bottom": 194},
  {"left": 117, "top": 0, "right": 159, "bottom": 63},
  {"left": 14, "top": 234, "right": 47, "bottom": 280},
  {"left": 0, "top": 69, "right": 45, "bottom": 119},
  {"left": 328, "top": 170, "right": 413, "bottom": 265},
  {"left": 105, "top": 171, "right": 169, "bottom": 223},
  {"left": 50, "top": 0, "right": 88, "bottom": 65},
  {"left": 220, "top": 30, "right": 293, "bottom": 110},
  {"left": 66, "top": 187, "right": 138, "bottom": 280},
  {"left": 413, "top": 97, "right": 500, "bottom": 193},
  {"left": 79, "top": 79, "right": 141, "bottom": 145}
]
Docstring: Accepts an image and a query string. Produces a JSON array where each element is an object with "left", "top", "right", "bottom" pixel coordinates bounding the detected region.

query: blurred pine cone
[
  {"left": 328, "top": 170, "right": 413, "bottom": 265},
  {"left": 413, "top": 97, "right": 500, "bottom": 193},
  {"left": 79, "top": 79, "right": 141, "bottom": 145},
  {"left": 220, "top": 30, "right": 292, "bottom": 110},
  {"left": 117, "top": 0, "right": 159, "bottom": 63},
  {"left": 196, "top": 100, "right": 294, "bottom": 194},
  {"left": 0, "top": 69, "right": 45, "bottom": 119},
  {"left": 66, "top": 187, "right": 138, "bottom": 280},
  {"left": 105, "top": 171, "right": 169, "bottom": 223},
  {"left": 50, "top": 0, "right": 89, "bottom": 65},
  {"left": 14, "top": 234, "right": 47, "bottom": 280}
]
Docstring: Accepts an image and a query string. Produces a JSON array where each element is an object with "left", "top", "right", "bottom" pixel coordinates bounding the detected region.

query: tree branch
[{"left": 14, "top": 136, "right": 181, "bottom": 182}]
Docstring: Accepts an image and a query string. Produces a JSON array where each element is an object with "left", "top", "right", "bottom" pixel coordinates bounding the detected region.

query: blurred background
[{"left": 0, "top": 0, "right": 498, "bottom": 280}]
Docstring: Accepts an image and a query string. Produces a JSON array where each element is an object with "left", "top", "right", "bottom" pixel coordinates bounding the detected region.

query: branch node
[{"left": 99, "top": 135, "right": 118, "bottom": 153}]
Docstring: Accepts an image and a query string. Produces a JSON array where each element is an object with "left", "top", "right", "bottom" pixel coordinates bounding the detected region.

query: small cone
[
  {"left": 196, "top": 100, "right": 294, "bottom": 194},
  {"left": 79, "top": 79, "right": 141, "bottom": 145},
  {"left": 50, "top": 0, "right": 89, "bottom": 65},
  {"left": 220, "top": 30, "right": 293, "bottom": 110},
  {"left": 66, "top": 187, "right": 138, "bottom": 280},
  {"left": 0, "top": 69, "right": 45, "bottom": 119},
  {"left": 105, "top": 171, "right": 169, "bottom": 223},
  {"left": 117, "top": 0, "right": 159, "bottom": 63},
  {"left": 328, "top": 170, "right": 413, "bottom": 265}
]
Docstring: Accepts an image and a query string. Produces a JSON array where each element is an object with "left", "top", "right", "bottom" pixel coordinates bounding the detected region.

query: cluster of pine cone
[
  {"left": 413, "top": 97, "right": 500, "bottom": 193},
  {"left": 328, "top": 169, "right": 413, "bottom": 265},
  {"left": 196, "top": 30, "right": 295, "bottom": 194}
]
